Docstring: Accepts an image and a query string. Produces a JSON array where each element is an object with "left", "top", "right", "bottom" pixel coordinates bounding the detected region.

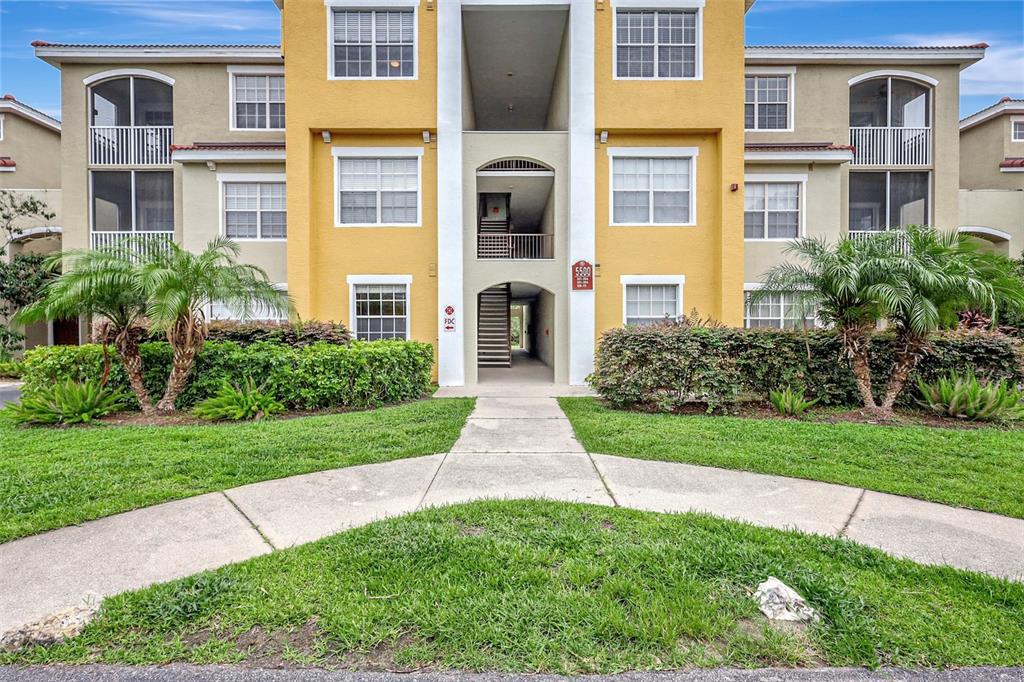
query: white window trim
[
  {"left": 326, "top": 4, "right": 419, "bottom": 81},
  {"left": 333, "top": 146, "right": 423, "bottom": 228},
  {"left": 848, "top": 170, "right": 933, "bottom": 233},
  {"left": 607, "top": 146, "right": 699, "bottom": 227},
  {"left": 216, "top": 172, "right": 287, "bottom": 242},
  {"left": 1011, "top": 116, "right": 1024, "bottom": 142},
  {"left": 89, "top": 169, "right": 174, "bottom": 234},
  {"left": 209, "top": 283, "right": 288, "bottom": 322},
  {"left": 227, "top": 66, "right": 285, "bottom": 133},
  {"left": 0, "top": 114, "right": 4, "bottom": 141},
  {"left": 611, "top": 4, "right": 704, "bottom": 82},
  {"left": 346, "top": 274, "right": 413, "bottom": 341},
  {"left": 82, "top": 68, "right": 175, "bottom": 86},
  {"left": 744, "top": 68, "right": 795, "bottom": 132},
  {"left": 743, "top": 173, "right": 807, "bottom": 242},
  {"left": 620, "top": 274, "right": 686, "bottom": 326},
  {"left": 743, "top": 284, "right": 818, "bottom": 329}
]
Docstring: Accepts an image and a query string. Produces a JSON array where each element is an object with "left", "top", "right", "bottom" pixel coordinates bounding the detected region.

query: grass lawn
[
  {"left": 0, "top": 398, "right": 474, "bottom": 544},
  {"left": 559, "top": 397, "right": 1024, "bottom": 519},
  {"left": 4, "top": 500, "right": 1022, "bottom": 671}
]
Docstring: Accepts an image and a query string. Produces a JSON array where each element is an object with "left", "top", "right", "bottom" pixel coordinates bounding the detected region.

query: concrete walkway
[{"left": 3, "top": 396, "right": 1024, "bottom": 636}]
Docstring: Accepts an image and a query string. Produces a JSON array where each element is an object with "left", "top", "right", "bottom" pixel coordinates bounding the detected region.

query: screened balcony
[
  {"left": 90, "top": 170, "right": 174, "bottom": 254},
  {"left": 89, "top": 76, "right": 173, "bottom": 166},
  {"left": 849, "top": 77, "right": 932, "bottom": 166}
]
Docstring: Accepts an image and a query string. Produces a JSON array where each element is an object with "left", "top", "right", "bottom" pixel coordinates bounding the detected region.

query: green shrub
[
  {"left": 917, "top": 371, "right": 1024, "bottom": 421},
  {"left": 0, "top": 360, "right": 23, "bottom": 378},
  {"left": 21, "top": 339, "right": 434, "bottom": 411},
  {"left": 768, "top": 387, "right": 819, "bottom": 416},
  {"left": 135, "top": 573, "right": 239, "bottom": 629},
  {"left": 5, "top": 378, "right": 124, "bottom": 425},
  {"left": 143, "top": 320, "right": 351, "bottom": 347},
  {"left": 591, "top": 325, "right": 1024, "bottom": 411},
  {"left": 193, "top": 378, "right": 285, "bottom": 421}
]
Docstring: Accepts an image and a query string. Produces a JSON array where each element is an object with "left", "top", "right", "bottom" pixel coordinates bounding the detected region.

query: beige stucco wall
[
  {"left": 961, "top": 116, "right": 1024, "bottom": 190},
  {"left": 958, "top": 188, "right": 1024, "bottom": 257},
  {"left": 745, "top": 62, "right": 963, "bottom": 231},
  {"left": 461, "top": 132, "right": 569, "bottom": 384},
  {"left": 58, "top": 61, "right": 284, "bottom": 254},
  {"left": 0, "top": 113, "right": 61, "bottom": 190},
  {"left": 743, "top": 162, "right": 845, "bottom": 283},
  {"left": 179, "top": 161, "right": 288, "bottom": 284}
]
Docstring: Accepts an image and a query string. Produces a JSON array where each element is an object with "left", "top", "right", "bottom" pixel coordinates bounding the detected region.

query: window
[
  {"left": 849, "top": 77, "right": 929, "bottom": 128},
  {"left": 745, "top": 75, "right": 790, "bottom": 130},
  {"left": 332, "top": 9, "right": 414, "bottom": 78},
  {"left": 849, "top": 171, "right": 929, "bottom": 232},
  {"left": 624, "top": 284, "right": 680, "bottom": 326},
  {"left": 337, "top": 156, "right": 419, "bottom": 225},
  {"left": 224, "top": 182, "right": 286, "bottom": 239},
  {"left": 611, "top": 155, "right": 694, "bottom": 225},
  {"left": 210, "top": 285, "right": 287, "bottom": 321},
  {"left": 353, "top": 284, "right": 408, "bottom": 340},
  {"left": 745, "top": 291, "right": 817, "bottom": 329},
  {"left": 91, "top": 170, "right": 173, "bottom": 232},
  {"left": 233, "top": 75, "right": 284, "bottom": 129},
  {"left": 615, "top": 9, "right": 698, "bottom": 79},
  {"left": 90, "top": 76, "right": 173, "bottom": 127},
  {"left": 744, "top": 182, "right": 800, "bottom": 239},
  {"left": 1013, "top": 120, "right": 1024, "bottom": 142}
]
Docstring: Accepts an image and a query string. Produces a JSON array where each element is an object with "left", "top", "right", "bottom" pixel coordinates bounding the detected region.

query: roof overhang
[
  {"left": 33, "top": 43, "right": 282, "bottom": 67},
  {"left": 959, "top": 226, "right": 1013, "bottom": 242},
  {"left": 745, "top": 45, "right": 986, "bottom": 69},
  {"left": 960, "top": 101, "right": 1024, "bottom": 131},
  {"left": 171, "top": 143, "right": 285, "bottom": 163},
  {"left": 744, "top": 143, "right": 853, "bottom": 164},
  {"left": 0, "top": 100, "right": 61, "bottom": 133}
]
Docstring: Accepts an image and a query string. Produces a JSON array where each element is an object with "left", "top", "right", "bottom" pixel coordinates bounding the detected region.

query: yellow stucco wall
[{"left": 593, "top": 0, "right": 747, "bottom": 329}]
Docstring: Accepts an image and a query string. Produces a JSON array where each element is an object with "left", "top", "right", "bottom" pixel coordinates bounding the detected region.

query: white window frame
[
  {"left": 620, "top": 274, "right": 685, "bottom": 325},
  {"left": 743, "top": 173, "right": 806, "bottom": 242},
  {"left": 88, "top": 169, "right": 174, "bottom": 234},
  {"left": 611, "top": 1, "right": 703, "bottom": 81},
  {"left": 743, "top": 283, "right": 818, "bottom": 330},
  {"left": 209, "top": 283, "right": 288, "bottom": 322},
  {"left": 1012, "top": 117, "right": 1024, "bottom": 142},
  {"left": 346, "top": 274, "right": 412, "bottom": 341},
  {"left": 848, "top": 170, "right": 932, "bottom": 234},
  {"left": 217, "top": 172, "right": 287, "bottom": 242},
  {"left": 228, "top": 65, "right": 285, "bottom": 132},
  {"left": 326, "top": 1, "right": 419, "bottom": 81},
  {"left": 607, "top": 146, "right": 699, "bottom": 227},
  {"left": 0, "top": 114, "right": 4, "bottom": 141},
  {"left": 744, "top": 67, "right": 795, "bottom": 132},
  {"left": 332, "top": 146, "right": 423, "bottom": 228}
]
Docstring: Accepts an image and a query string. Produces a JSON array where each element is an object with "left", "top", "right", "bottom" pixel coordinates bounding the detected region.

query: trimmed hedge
[
  {"left": 590, "top": 324, "right": 1024, "bottom": 411},
  {"left": 140, "top": 320, "right": 352, "bottom": 347},
  {"left": 21, "top": 339, "right": 434, "bottom": 411}
]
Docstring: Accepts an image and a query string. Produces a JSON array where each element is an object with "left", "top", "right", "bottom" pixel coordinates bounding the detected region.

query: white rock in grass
[
  {"left": 0, "top": 600, "right": 99, "bottom": 651},
  {"left": 754, "top": 576, "right": 819, "bottom": 623}
]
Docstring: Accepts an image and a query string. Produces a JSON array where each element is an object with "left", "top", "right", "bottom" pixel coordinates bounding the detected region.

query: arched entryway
[{"left": 476, "top": 281, "right": 556, "bottom": 385}]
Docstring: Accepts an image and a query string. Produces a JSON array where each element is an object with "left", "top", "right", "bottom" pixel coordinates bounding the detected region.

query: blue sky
[{"left": 1, "top": 0, "right": 1022, "bottom": 120}]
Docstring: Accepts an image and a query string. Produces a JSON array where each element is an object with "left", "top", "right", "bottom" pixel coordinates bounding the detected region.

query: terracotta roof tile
[
  {"left": 170, "top": 141, "right": 285, "bottom": 152},
  {"left": 0, "top": 157, "right": 16, "bottom": 168},
  {"left": 999, "top": 158, "right": 1024, "bottom": 169},
  {"left": 31, "top": 41, "right": 279, "bottom": 49},
  {"left": 745, "top": 142, "right": 854, "bottom": 152},
  {"left": 747, "top": 43, "right": 988, "bottom": 50}
]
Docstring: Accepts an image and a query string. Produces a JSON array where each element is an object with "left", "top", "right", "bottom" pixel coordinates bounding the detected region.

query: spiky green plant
[
  {"left": 917, "top": 371, "right": 1024, "bottom": 422},
  {"left": 6, "top": 378, "right": 124, "bottom": 425},
  {"left": 768, "top": 386, "right": 819, "bottom": 417},
  {"left": 192, "top": 377, "right": 285, "bottom": 422}
]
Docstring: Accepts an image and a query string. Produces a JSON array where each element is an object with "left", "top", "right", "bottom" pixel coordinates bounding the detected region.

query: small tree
[
  {"left": 141, "top": 238, "right": 291, "bottom": 412},
  {"left": 754, "top": 236, "right": 891, "bottom": 411}
]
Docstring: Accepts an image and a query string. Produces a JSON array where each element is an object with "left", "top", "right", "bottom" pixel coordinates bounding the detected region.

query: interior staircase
[
  {"left": 478, "top": 217, "right": 510, "bottom": 235},
  {"left": 477, "top": 284, "right": 511, "bottom": 368}
]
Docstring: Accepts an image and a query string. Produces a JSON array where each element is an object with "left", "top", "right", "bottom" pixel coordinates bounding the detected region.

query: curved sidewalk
[{"left": 3, "top": 396, "right": 1023, "bottom": 635}]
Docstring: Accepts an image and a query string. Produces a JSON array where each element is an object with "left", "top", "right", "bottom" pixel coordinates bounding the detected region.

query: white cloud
[
  {"left": 40, "top": 0, "right": 280, "bottom": 34},
  {"left": 878, "top": 32, "right": 1024, "bottom": 97}
]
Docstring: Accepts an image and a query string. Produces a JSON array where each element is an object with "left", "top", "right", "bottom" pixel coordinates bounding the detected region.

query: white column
[
  {"left": 436, "top": 0, "right": 465, "bottom": 386},
  {"left": 568, "top": 0, "right": 595, "bottom": 385}
]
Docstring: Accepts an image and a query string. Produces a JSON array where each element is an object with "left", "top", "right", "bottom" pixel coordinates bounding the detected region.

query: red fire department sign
[{"left": 572, "top": 260, "right": 594, "bottom": 291}]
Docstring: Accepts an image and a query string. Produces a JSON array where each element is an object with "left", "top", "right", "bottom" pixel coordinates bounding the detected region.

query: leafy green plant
[
  {"left": 0, "top": 360, "right": 24, "bottom": 378},
  {"left": 768, "top": 386, "right": 819, "bottom": 417},
  {"left": 6, "top": 378, "right": 124, "bottom": 425},
  {"left": 135, "top": 572, "right": 239, "bottom": 629},
  {"left": 193, "top": 377, "right": 285, "bottom": 421},
  {"left": 917, "top": 371, "right": 1024, "bottom": 422}
]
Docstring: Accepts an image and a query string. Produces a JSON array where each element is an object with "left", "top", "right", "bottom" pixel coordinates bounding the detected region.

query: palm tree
[
  {"left": 141, "top": 238, "right": 291, "bottom": 412},
  {"left": 752, "top": 236, "right": 892, "bottom": 411},
  {"left": 16, "top": 245, "right": 155, "bottom": 413},
  {"left": 870, "top": 226, "right": 1024, "bottom": 411}
]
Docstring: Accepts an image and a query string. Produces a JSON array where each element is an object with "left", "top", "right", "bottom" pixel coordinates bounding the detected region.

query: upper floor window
[
  {"left": 744, "top": 182, "right": 800, "bottom": 240},
  {"left": 232, "top": 74, "right": 284, "bottom": 130},
  {"left": 850, "top": 77, "right": 930, "bottom": 128},
  {"left": 1013, "top": 120, "right": 1024, "bottom": 142},
  {"left": 90, "top": 76, "right": 172, "bottom": 127},
  {"left": 745, "top": 75, "right": 790, "bottom": 130},
  {"left": 610, "top": 151, "right": 696, "bottom": 225},
  {"left": 332, "top": 9, "right": 415, "bottom": 79},
  {"left": 224, "top": 182, "right": 286, "bottom": 240},
  {"left": 335, "top": 151, "right": 420, "bottom": 226},
  {"left": 615, "top": 9, "right": 699, "bottom": 79},
  {"left": 91, "top": 170, "right": 173, "bottom": 233}
]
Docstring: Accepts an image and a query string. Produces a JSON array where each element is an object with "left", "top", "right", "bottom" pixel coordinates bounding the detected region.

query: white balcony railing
[
  {"left": 91, "top": 231, "right": 175, "bottom": 255},
  {"left": 848, "top": 229, "right": 911, "bottom": 253},
  {"left": 89, "top": 126, "right": 174, "bottom": 165},
  {"left": 477, "top": 233, "right": 554, "bottom": 260},
  {"left": 850, "top": 126, "right": 931, "bottom": 166}
]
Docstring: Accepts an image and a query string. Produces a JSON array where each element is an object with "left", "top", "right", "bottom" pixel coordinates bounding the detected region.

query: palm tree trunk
[
  {"left": 880, "top": 332, "right": 928, "bottom": 411},
  {"left": 114, "top": 328, "right": 153, "bottom": 414},
  {"left": 156, "top": 317, "right": 205, "bottom": 412},
  {"left": 840, "top": 324, "right": 877, "bottom": 410}
]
